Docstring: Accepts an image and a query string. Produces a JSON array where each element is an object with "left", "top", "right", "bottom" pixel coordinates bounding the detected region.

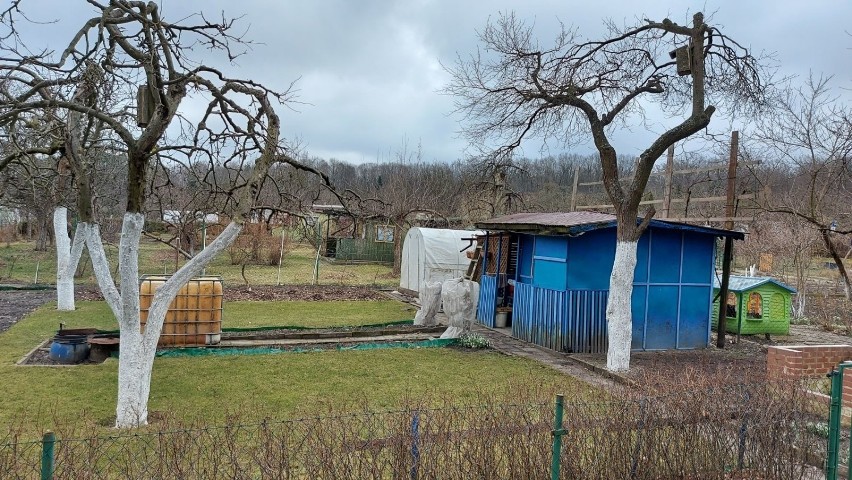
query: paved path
[
  {"left": 785, "top": 324, "right": 852, "bottom": 345},
  {"left": 471, "top": 324, "right": 622, "bottom": 391},
  {"left": 390, "top": 290, "right": 623, "bottom": 391}
]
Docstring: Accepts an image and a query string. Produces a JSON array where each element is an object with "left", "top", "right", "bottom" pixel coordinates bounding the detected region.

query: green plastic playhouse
[{"left": 711, "top": 275, "right": 796, "bottom": 335}]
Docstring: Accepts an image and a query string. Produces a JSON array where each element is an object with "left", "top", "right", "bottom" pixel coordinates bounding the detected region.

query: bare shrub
[
  {"left": 227, "top": 224, "right": 284, "bottom": 266},
  {"left": 0, "top": 225, "right": 16, "bottom": 245},
  {"left": 0, "top": 377, "right": 824, "bottom": 479}
]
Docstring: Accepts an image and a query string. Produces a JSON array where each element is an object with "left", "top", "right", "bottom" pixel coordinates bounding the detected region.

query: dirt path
[{"left": 0, "top": 289, "right": 52, "bottom": 333}]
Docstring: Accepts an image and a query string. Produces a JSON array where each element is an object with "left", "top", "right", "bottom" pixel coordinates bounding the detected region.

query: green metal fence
[
  {"left": 825, "top": 361, "right": 852, "bottom": 480},
  {"left": 333, "top": 238, "right": 394, "bottom": 263}
]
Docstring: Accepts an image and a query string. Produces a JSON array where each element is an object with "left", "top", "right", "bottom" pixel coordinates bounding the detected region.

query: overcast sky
[{"left": 15, "top": 0, "right": 852, "bottom": 164}]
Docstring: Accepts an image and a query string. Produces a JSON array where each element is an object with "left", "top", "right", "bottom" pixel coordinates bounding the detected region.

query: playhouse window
[
  {"left": 375, "top": 225, "right": 394, "bottom": 243},
  {"left": 725, "top": 292, "right": 737, "bottom": 318},
  {"left": 746, "top": 292, "right": 763, "bottom": 319}
]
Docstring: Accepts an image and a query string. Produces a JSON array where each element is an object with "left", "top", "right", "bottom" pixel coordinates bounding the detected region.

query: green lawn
[
  {"left": 0, "top": 301, "right": 592, "bottom": 431},
  {"left": 225, "top": 300, "right": 417, "bottom": 328},
  {"left": 61, "top": 299, "right": 417, "bottom": 330},
  {"left": 0, "top": 240, "right": 397, "bottom": 287}
]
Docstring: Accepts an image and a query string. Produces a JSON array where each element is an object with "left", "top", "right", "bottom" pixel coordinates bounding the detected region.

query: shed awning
[{"left": 475, "top": 211, "right": 744, "bottom": 239}]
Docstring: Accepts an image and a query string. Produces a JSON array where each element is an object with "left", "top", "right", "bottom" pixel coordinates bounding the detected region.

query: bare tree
[
  {"left": 751, "top": 75, "right": 852, "bottom": 298},
  {"left": 0, "top": 1, "right": 332, "bottom": 428},
  {"left": 342, "top": 141, "right": 463, "bottom": 274},
  {"left": 446, "top": 11, "right": 769, "bottom": 371},
  {"left": 0, "top": 69, "right": 111, "bottom": 310}
]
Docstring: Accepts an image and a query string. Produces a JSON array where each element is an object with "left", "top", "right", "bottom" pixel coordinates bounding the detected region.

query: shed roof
[
  {"left": 475, "top": 211, "right": 744, "bottom": 239},
  {"left": 713, "top": 275, "right": 797, "bottom": 293}
]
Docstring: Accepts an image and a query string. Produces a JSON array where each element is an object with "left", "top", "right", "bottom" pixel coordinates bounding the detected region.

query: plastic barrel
[{"left": 49, "top": 335, "right": 91, "bottom": 364}]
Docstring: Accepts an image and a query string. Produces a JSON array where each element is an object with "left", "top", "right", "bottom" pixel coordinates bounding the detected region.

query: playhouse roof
[
  {"left": 475, "top": 211, "right": 744, "bottom": 239},
  {"left": 713, "top": 275, "right": 797, "bottom": 293}
]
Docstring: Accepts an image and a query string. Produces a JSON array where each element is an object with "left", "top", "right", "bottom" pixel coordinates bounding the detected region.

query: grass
[
  {"left": 0, "top": 301, "right": 593, "bottom": 431},
  {"left": 224, "top": 300, "right": 417, "bottom": 328},
  {"left": 65, "top": 300, "right": 417, "bottom": 330},
  {"left": 0, "top": 239, "right": 397, "bottom": 287}
]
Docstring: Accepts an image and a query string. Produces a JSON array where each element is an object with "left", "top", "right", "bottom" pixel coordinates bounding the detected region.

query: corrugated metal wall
[
  {"left": 477, "top": 274, "right": 498, "bottom": 327},
  {"left": 512, "top": 282, "right": 608, "bottom": 353}
]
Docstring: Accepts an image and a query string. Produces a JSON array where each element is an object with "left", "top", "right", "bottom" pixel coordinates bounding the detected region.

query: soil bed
[
  {"left": 572, "top": 336, "right": 768, "bottom": 392},
  {"left": 221, "top": 323, "right": 441, "bottom": 340},
  {"left": 77, "top": 284, "right": 387, "bottom": 302},
  {"left": 0, "top": 288, "right": 52, "bottom": 333}
]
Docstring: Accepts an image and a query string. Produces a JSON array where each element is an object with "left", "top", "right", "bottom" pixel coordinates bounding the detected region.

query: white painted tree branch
[
  {"left": 86, "top": 223, "right": 122, "bottom": 320},
  {"left": 606, "top": 241, "right": 638, "bottom": 372},
  {"left": 143, "top": 222, "right": 242, "bottom": 350},
  {"left": 54, "top": 207, "right": 88, "bottom": 311}
]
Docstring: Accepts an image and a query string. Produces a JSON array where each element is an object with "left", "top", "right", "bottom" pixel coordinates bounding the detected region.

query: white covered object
[
  {"left": 400, "top": 228, "right": 482, "bottom": 293},
  {"left": 440, "top": 278, "right": 479, "bottom": 339},
  {"left": 413, "top": 281, "right": 442, "bottom": 326}
]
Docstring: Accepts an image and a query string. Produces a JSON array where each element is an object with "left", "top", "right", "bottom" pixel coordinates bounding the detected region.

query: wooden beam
[
  {"left": 716, "top": 236, "right": 734, "bottom": 348},
  {"left": 662, "top": 146, "right": 674, "bottom": 218},
  {"left": 664, "top": 217, "right": 755, "bottom": 223},
  {"left": 577, "top": 160, "right": 759, "bottom": 187},
  {"left": 724, "top": 131, "right": 739, "bottom": 231},
  {"left": 570, "top": 165, "right": 580, "bottom": 212},
  {"left": 576, "top": 194, "right": 757, "bottom": 211}
]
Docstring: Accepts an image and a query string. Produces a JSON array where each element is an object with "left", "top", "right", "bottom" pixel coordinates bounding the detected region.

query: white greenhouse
[{"left": 399, "top": 227, "right": 482, "bottom": 293}]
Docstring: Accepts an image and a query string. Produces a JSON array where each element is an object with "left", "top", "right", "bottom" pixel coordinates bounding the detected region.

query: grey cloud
[{"left": 12, "top": 0, "right": 852, "bottom": 165}]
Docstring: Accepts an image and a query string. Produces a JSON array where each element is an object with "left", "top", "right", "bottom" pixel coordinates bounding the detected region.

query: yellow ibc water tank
[{"left": 139, "top": 275, "right": 223, "bottom": 346}]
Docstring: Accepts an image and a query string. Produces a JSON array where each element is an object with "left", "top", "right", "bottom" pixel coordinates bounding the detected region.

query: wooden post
[
  {"left": 570, "top": 166, "right": 580, "bottom": 212},
  {"left": 724, "top": 131, "right": 739, "bottom": 230},
  {"left": 717, "top": 131, "right": 739, "bottom": 348},
  {"left": 716, "top": 236, "right": 733, "bottom": 348},
  {"left": 662, "top": 146, "right": 674, "bottom": 219}
]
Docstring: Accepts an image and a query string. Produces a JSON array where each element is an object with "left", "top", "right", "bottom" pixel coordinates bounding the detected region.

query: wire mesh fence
[{"left": 0, "top": 379, "right": 827, "bottom": 479}]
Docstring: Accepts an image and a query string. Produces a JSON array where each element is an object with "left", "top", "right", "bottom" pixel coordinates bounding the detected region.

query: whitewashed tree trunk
[
  {"left": 87, "top": 224, "right": 122, "bottom": 320},
  {"left": 94, "top": 214, "right": 243, "bottom": 428},
  {"left": 53, "top": 207, "right": 88, "bottom": 311},
  {"left": 606, "top": 241, "right": 638, "bottom": 372}
]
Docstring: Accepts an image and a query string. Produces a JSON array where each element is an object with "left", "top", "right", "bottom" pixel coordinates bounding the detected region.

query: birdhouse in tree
[
  {"left": 669, "top": 45, "right": 691, "bottom": 76},
  {"left": 136, "top": 85, "right": 155, "bottom": 127}
]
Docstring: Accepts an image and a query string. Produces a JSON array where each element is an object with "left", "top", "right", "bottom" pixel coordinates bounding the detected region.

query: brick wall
[
  {"left": 767, "top": 344, "right": 852, "bottom": 423},
  {"left": 767, "top": 345, "right": 852, "bottom": 378}
]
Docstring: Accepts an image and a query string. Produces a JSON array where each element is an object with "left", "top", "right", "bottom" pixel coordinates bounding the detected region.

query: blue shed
[{"left": 474, "top": 212, "right": 744, "bottom": 353}]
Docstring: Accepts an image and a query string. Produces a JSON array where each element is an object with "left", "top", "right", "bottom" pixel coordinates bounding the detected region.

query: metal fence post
[
  {"left": 826, "top": 362, "right": 852, "bottom": 480},
  {"left": 630, "top": 398, "right": 647, "bottom": 479},
  {"left": 736, "top": 390, "right": 750, "bottom": 471},
  {"left": 551, "top": 394, "right": 565, "bottom": 480},
  {"left": 410, "top": 411, "right": 420, "bottom": 480},
  {"left": 40, "top": 431, "right": 55, "bottom": 480}
]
